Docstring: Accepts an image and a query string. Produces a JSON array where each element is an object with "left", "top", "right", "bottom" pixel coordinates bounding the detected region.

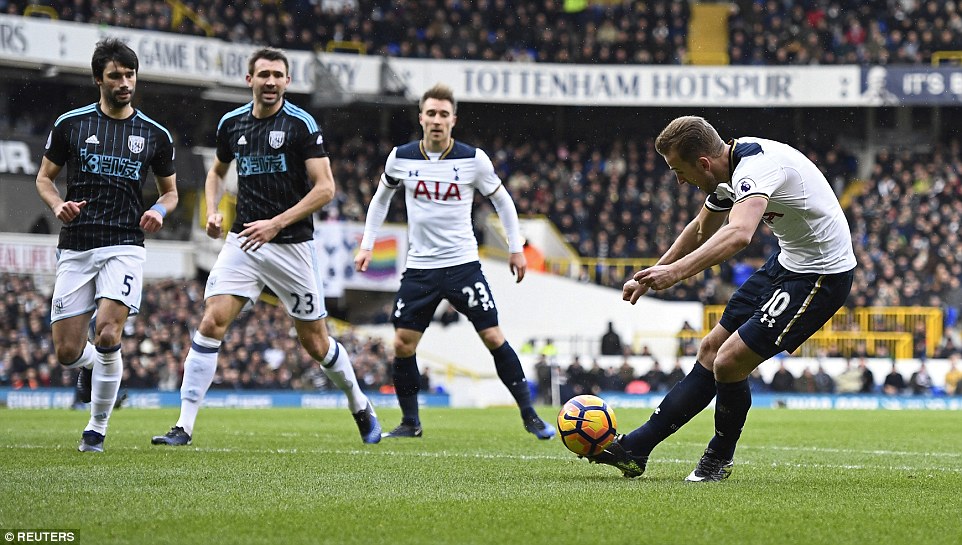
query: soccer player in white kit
[
  {"left": 151, "top": 47, "right": 380, "bottom": 446},
  {"left": 354, "top": 83, "right": 556, "bottom": 440},
  {"left": 587, "top": 116, "right": 856, "bottom": 481}
]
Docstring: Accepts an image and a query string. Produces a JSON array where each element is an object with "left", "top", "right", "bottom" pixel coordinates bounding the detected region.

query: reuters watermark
[{"left": 2, "top": 531, "right": 76, "bottom": 543}]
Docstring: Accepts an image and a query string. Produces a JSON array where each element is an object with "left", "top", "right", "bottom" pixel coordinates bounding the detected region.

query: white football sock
[
  {"left": 175, "top": 333, "right": 221, "bottom": 436},
  {"left": 64, "top": 342, "right": 96, "bottom": 370},
  {"left": 85, "top": 346, "right": 122, "bottom": 435},
  {"left": 320, "top": 340, "right": 369, "bottom": 413}
]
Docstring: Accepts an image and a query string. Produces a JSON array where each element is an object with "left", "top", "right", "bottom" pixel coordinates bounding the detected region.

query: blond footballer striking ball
[{"left": 557, "top": 394, "right": 617, "bottom": 457}]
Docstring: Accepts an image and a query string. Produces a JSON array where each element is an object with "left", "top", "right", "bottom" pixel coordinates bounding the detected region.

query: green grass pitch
[{"left": 1, "top": 407, "right": 959, "bottom": 545}]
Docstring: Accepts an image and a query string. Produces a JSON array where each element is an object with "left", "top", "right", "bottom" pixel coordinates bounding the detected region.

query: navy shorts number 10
[{"left": 719, "top": 252, "right": 855, "bottom": 359}]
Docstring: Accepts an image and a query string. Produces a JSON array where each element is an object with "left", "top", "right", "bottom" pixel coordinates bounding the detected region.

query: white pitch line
[
  {"left": 669, "top": 441, "right": 962, "bottom": 459},
  {"left": 4, "top": 443, "right": 962, "bottom": 474}
]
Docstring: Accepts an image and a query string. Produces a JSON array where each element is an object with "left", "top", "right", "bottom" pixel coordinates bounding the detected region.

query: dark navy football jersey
[
  {"left": 44, "top": 103, "right": 176, "bottom": 251},
  {"left": 215, "top": 99, "right": 328, "bottom": 244}
]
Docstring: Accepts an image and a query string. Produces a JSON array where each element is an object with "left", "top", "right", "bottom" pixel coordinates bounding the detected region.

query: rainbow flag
[{"left": 366, "top": 237, "right": 399, "bottom": 278}]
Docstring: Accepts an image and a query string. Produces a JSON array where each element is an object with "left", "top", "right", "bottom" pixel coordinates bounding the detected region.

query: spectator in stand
[
  {"left": 945, "top": 353, "right": 962, "bottom": 395},
  {"left": 814, "top": 365, "right": 835, "bottom": 394},
  {"left": 586, "top": 359, "right": 607, "bottom": 394},
  {"left": 565, "top": 355, "right": 588, "bottom": 396},
  {"left": 600, "top": 321, "right": 624, "bottom": 356},
  {"left": 747, "top": 368, "right": 768, "bottom": 393},
  {"left": 533, "top": 354, "right": 553, "bottom": 405},
  {"left": 908, "top": 361, "right": 933, "bottom": 395},
  {"left": 795, "top": 368, "right": 817, "bottom": 393},
  {"left": 769, "top": 361, "right": 796, "bottom": 393},
  {"left": 419, "top": 366, "right": 432, "bottom": 394},
  {"left": 858, "top": 358, "right": 877, "bottom": 394},
  {"left": 615, "top": 357, "right": 637, "bottom": 390},
  {"left": 642, "top": 360, "right": 668, "bottom": 393},
  {"left": 836, "top": 358, "right": 864, "bottom": 394},
  {"left": 677, "top": 320, "right": 699, "bottom": 357},
  {"left": 664, "top": 359, "right": 686, "bottom": 390},
  {"left": 882, "top": 363, "right": 906, "bottom": 395}
]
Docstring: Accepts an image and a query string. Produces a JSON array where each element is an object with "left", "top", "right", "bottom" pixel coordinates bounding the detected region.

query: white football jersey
[
  {"left": 705, "top": 137, "right": 857, "bottom": 274},
  {"left": 385, "top": 140, "right": 503, "bottom": 269}
]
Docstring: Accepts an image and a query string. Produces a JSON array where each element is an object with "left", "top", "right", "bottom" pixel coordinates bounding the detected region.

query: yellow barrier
[
  {"left": 931, "top": 51, "right": 962, "bottom": 66},
  {"left": 23, "top": 5, "right": 58, "bottom": 18},
  {"left": 326, "top": 41, "right": 367, "bottom": 54},
  {"left": 700, "top": 305, "right": 942, "bottom": 358},
  {"left": 541, "top": 256, "right": 718, "bottom": 285}
]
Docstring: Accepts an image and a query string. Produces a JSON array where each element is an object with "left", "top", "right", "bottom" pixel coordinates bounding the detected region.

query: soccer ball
[{"left": 557, "top": 394, "right": 617, "bottom": 457}]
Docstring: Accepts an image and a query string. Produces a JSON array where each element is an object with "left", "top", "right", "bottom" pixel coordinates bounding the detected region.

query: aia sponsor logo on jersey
[{"left": 413, "top": 180, "right": 462, "bottom": 201}]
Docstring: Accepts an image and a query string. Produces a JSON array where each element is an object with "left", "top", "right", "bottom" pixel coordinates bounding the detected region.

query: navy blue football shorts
[
  {"left": 719, "top": 252, "right": 855, "bottom": 359},
  {"left": 392, "top": 261, "right": 500, "bottom": 333}
]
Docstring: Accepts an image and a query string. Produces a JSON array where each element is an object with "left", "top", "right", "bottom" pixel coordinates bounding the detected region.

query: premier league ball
[{"left": 557, "top": 394, "right": 617, "bottom": 457}]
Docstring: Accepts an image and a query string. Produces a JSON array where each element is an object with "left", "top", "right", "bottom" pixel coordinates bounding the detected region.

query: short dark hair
[
  {"left": 248, "top": 47, "right": 289, "bottom": 75},
  {"left": 91, "top": 38, "right": 138, "bottom": 81},
  {"left": 420, "top": 83, "right": 456, "bottom": 114}
]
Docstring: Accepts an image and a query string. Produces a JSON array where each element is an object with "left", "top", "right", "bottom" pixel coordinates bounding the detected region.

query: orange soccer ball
[{"left": 557, "top": 394, "right": 618, "bottom": 457}]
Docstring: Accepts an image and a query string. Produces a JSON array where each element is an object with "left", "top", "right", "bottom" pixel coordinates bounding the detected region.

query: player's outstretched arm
[
  {"left": 654, "top": 206, "right": 728, "bottom": 269},
  {"left": 637, "top": 196, "right": 766, "bottom": 292},
  {"left": 625, "top": 206, "right": 728, "bottom": 303}
]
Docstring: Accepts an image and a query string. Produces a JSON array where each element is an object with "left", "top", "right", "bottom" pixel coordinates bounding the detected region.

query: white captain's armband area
[{"left": 381, "top": 172, "right": 402, "bottom": 188}]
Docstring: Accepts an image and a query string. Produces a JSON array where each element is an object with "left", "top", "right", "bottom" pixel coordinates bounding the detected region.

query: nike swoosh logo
[{"left": 562, "top": 413, "right": 592, "bottom": 423}]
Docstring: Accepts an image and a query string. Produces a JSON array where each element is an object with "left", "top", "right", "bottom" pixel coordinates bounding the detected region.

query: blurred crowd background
[{"left": 4, "top": 0, "right": 962, "bottom": 400}]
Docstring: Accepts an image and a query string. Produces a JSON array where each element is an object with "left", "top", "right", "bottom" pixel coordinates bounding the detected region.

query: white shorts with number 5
[
  {"left": 205, "top": 232, "right": 327, "bottom": 321},
  {"left": 50, "top": 245, "right": 147, "bottom": 323}
]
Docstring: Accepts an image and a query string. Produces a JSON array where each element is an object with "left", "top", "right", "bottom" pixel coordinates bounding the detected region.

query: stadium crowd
[
  {"left": 12, "top": 0, "right": 962, "bottom": 65},
  {"left": 6, "top": 270, "right": 960, "bottom": 399},
  {"left": 537, "top": 350, "right": 962, "bottom": 401},
  {"left": 7, "top": 3, "right": 962, "bottom": 396},
  {"left": 0, "top": 274, "right": 394, "bottom": 393}
]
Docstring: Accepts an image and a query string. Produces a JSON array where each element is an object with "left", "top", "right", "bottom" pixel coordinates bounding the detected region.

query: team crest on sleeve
[
  {"left": 127, "top": 135, "right": 145, "bottom": 154},
  {"left": 269, "top": 131, "right": 286, "bottom": 149}
]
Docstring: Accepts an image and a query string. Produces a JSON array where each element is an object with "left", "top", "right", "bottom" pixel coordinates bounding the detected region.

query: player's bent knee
[
  {"left": 96, "top": 327, "right": 122, "bottom": 348},
  {"left": 393, "top": 339, "right": 418, "bottom": 358},
  {"left": 55, "top": 346, "right": 83, "bottom": 367},
  {"left": 300, "top": 340, "right": 328, "bottom": 362},
  {"left": 477, "top": 327, "right": 504, "bottom": 349}
]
